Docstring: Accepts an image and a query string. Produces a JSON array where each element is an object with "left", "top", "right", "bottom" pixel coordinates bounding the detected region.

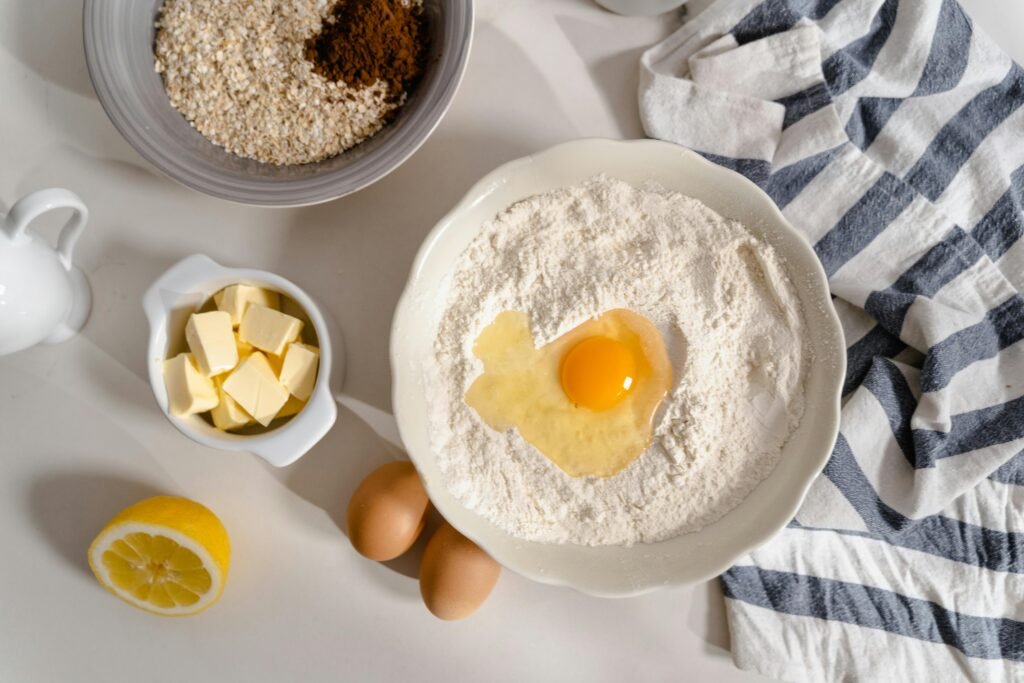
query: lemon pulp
[{"left": 101, "top": 533, "right": 212, "bottom": 609}]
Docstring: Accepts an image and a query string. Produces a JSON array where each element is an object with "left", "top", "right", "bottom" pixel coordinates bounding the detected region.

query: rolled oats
[{"left": 154, "top": 0, "right": 405, "bottom": 166}]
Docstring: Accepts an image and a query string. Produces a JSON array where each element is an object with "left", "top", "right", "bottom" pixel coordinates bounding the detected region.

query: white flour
[{"left": 427, "top": 176, "right": 809, "bottom": 546}]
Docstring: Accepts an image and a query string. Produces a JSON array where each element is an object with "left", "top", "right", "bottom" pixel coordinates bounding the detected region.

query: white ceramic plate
[{"left": 391, "top": 138, "right": 845, "bottom": 596}]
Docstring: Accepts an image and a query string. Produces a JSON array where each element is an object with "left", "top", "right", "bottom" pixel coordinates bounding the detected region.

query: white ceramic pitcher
[{"left": 0, "top": 188, "right": 92, "bottom": 355}]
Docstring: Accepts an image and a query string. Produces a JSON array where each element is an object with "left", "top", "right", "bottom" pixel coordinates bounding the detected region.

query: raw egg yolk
[{"left": 560, "top": 337, "right": 636, "bottom": 411}]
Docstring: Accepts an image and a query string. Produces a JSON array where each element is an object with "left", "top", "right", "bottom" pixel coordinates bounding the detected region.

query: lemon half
[{"left": 88, "top": 496, "right": 230, "bottom": 616}]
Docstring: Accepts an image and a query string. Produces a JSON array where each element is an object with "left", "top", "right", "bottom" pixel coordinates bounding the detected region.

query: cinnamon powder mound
[{"left": 305, "top": 0, "right": 428, "bottom": 102}]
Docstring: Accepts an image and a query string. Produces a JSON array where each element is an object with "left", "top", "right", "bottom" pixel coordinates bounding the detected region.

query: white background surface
[{"left": 1, "top": 1, "right": 1020, "bottom": 681}]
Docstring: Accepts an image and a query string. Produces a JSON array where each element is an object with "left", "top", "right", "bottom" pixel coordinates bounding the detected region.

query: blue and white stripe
[{"left": 640, "top": 1, "right": 1024, "bottom": 680}]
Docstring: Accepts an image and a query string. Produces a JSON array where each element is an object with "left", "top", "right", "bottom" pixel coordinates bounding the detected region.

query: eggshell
[
  {"left": 347, "top": 461, "right": 429, "bottom": 561},
  {"left": 419, "top": 522, "right": 501, "bottom": 620}
]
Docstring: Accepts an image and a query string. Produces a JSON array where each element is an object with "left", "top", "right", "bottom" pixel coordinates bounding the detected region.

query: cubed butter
[
  {"left": 185, "top": 311, "right": 238, "bottom": 376},
  {"left": 278, "top": 394, "right": 306, "bottom": 419},
  {"left": 221, "top": 352, "right": 290, "bottom": 427},
  {"left": 238, "top": 304, "right": 304, "bottom": 356},
  {"left": 279, "top": 342, "right": 320, "bottom": 401},
  {"left": 210, "top": 377, "right": 254, "bottom": 431},
  {"left": 163, "top": 353, "right": 219, "bottom": 416},
  {"left": 215, "top": 284, "right": 281, "bottom": 327}
]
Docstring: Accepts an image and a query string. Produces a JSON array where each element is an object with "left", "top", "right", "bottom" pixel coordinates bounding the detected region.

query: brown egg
[
  {"left": 419, "top": 522, "right": 501, "bottom": 620},
  {"left": 347, "top": 461, "right": 429, "bottom": 561}
]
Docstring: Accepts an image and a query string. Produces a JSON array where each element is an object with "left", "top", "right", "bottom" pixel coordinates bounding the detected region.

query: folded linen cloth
[{"left": 639, "top": 1, "right": 1024, "bottom": 680}]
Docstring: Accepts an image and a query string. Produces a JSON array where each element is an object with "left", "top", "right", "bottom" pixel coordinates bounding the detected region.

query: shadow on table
[
  {"left": 26, "top": 471, "right": 163, "bottom": 577},
  {"left": 0, "top": 0, "right": 96, "bottom": 99},
  {"left": 556, "top": 0, "right": 727, "bottom": 140},
  {"left": 281, "top": 401, "right": 448, "bottom": 582},
  {"left": 694, "top": 577, "right": 733, "bottom": 655},
  {"left": 75, "top": 228, "right": 192, "bottom": 416},
  {"left": 554, "top": 5, "right": 681, "bottom": 139},
  {"left": 79, "top": 231, "right": 190, "bottom": 379}
]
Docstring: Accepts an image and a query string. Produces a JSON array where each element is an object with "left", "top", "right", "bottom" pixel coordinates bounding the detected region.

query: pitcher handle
[{"left": 3, "top": 188, "right": 88, "bottom": 271}]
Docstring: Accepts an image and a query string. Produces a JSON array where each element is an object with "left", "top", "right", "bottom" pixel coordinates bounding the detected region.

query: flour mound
[{"left": 427, "top": 176, "right": 809, "bottom": 546}]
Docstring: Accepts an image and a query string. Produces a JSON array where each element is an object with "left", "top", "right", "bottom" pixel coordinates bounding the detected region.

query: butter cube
[
  {"left": 221, "top": 352, "right": 290, "bottom": 427},
  {"left": 238, "top": 304, "right": 303, "bottom": 356},
  {"left": 185, "top": 311, "right": 238, "bottom": 376},
  {"left": 215, "top": 285, "right": 281, "bottom": 327},
  {"left": 277, "top": 395, "right": 306, "bottom": 419},
  {"left": 163, "top": 353, "right": 219, "bottom": 416},
  {"left": 210, "top": 377, "right": 253, "bottom": 431},
  {"left": 279, "top": 343, "right": 320, "bottom": 401}
]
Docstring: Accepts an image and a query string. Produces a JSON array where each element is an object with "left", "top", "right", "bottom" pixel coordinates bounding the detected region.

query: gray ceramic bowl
[{"left": 83, "top": 0, "right": 473, "bottom": 206}]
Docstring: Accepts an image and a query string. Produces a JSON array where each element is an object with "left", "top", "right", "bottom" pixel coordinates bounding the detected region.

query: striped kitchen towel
[{"left": 639, "top": 1, "right": 1024, "bottom": 681}]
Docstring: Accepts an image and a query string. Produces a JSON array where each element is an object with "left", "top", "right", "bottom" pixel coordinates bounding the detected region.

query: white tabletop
[{"left": 1, "top": 1, "right": 1020, "bottom": 681}]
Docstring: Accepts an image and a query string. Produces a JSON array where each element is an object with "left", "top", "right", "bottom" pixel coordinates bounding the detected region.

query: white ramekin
[{"left": 143, "top": 254, "right": 339, "bottom": 466}]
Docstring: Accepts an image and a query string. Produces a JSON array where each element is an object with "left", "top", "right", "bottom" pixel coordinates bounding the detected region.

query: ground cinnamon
[{"left": 305, "top": 0, "right": 428, "bottom": 102}]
